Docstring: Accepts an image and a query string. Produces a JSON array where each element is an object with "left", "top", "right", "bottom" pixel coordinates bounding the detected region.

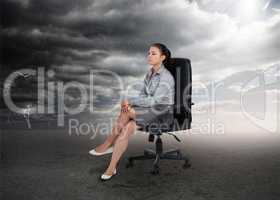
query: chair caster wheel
[
  {"left": 126, "top": 158, "right": 134, "bottom": 168},
  {"left": 182, "top": 160, "right": 191, "bottom": 169},
  {"left": 151, "top": 165, "right": 160, "bottom": 175}
]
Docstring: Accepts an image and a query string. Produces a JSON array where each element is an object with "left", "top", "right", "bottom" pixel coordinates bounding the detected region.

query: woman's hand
[
  {"left": 121, "top": 100, "right": 129, "bottom": 107},
  {"left": 121, "top": 100, "right": 131, "bottom": 113}
]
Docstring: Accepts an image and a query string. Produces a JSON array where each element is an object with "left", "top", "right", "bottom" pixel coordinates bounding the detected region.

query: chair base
[{"left": 126, "top": 148, "right": 191, "bottom": 174}]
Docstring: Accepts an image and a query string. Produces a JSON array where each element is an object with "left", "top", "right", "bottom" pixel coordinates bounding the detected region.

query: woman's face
[{"left": 147, "top": 46, "right": 166, "bottom": 66}]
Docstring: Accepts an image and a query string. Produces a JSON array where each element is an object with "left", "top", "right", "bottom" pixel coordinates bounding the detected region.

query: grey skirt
[{"left": 130, "top": 104, "right": 174, "bottom": 132}]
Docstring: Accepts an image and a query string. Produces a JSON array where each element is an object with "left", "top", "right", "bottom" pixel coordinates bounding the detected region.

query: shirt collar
[{"left": 149, "top": 63, "right": 165, "bottom": 76}]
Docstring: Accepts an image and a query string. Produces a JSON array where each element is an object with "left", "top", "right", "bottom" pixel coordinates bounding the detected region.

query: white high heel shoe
[
  {"left": 100, "top": 169, "right": 117, "bottom": 181},
  {"left": 89, "top": 146, "right": 114, "bottom": 156}
]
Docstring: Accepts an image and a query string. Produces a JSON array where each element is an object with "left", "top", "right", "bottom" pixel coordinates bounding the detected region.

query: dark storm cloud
[
  {"left": 1, "top": 0, "right": 94, "bottom": 27},
  {"left": 1, "top": 0, "right": 195, "bottom": 76},
  {"left": 1, "top": 0, "right": 280, "bottom": 83},
  {"left": 1, "top": 1, "right": 136, "bottom": 76}
]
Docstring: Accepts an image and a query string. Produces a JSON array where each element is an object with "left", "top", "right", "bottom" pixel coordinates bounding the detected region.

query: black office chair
[{"left": 126, "top": 58, "right": 193, "bottom": 174}]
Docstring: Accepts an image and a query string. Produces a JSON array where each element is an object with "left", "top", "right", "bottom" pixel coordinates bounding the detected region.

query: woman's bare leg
[
  {"left": 94, "top": 107, "right": 136, "bottom": 153},
  {"left": 103, "top": 120, "right": 137, "bottom": 175}
]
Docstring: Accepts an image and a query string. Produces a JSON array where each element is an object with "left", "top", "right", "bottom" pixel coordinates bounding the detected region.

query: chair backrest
[{"left": 165, "top": 58, "right": 193, "bottom": 131}]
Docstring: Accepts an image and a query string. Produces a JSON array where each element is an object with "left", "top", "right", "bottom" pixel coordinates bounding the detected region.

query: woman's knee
[
  {"left": 117, "top": 107, "right": 135, "bottom": 125},
  {"left": 128, "top": 107, "right": 136, "bottom": 120}
]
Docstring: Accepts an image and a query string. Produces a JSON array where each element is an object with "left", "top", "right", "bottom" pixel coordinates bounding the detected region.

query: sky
[
  {"left": 2, "top": 0, "right": 280, "bottom": 80},
  {"left": 1, "top": 0, "right": 280, "bottom": 133}
]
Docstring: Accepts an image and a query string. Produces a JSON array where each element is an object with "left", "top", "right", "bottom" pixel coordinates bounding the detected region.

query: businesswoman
[{"left": 89, "top": 43, "right": 175, "bottom": 181}]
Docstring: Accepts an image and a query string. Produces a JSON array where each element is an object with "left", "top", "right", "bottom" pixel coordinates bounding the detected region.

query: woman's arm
[{"left": 127, "top": 74, "right": 175, "bottom": 107}]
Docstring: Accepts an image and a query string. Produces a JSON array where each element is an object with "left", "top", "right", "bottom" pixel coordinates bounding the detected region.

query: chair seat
[{"left": 137, "top": 122, "right": 174, "bottom": 134}]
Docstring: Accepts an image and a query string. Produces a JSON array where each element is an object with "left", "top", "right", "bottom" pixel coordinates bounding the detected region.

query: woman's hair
[{"left": 151, "top": 43, "right": 171, "bottom": 67}]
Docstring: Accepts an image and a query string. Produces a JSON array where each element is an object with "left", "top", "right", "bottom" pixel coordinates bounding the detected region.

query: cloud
[
  {"left": 193, "top": 63, "right": 279, "bottom": 117},
  {"left": 2, "top": 0, "right": 280, "bottom": 73},
  {"left": 1, "top": 0, "right": 280, "bottom": 110}
]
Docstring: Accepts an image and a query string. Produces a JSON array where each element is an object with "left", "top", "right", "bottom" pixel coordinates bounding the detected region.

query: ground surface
[{"left": 1, "top": 121, "right": 280, "bottom": 200}]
